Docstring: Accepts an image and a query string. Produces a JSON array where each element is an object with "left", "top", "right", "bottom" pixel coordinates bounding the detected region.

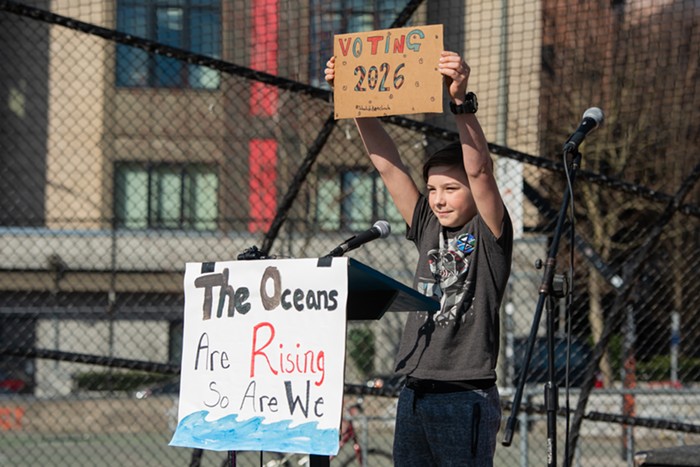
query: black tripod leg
[
  {"left": 309, "top": 454, "right": 330, "bottom": 467},
  {"left": 189, "top": 448, "right": 204, "bottom": 467}
]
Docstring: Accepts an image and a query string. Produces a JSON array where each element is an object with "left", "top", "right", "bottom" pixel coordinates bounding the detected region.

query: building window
[
  {"left": 114, "top": 162, "right": 219, "bottom": 230},
  {"left": 116, "top": 0, "right": 221, "bottom": 89},
  {"left": 309, "top": 0, "right": 409, "bottom": 87},
  {"left": 317, "top": 167, "right": 403, "bottom": 232}
]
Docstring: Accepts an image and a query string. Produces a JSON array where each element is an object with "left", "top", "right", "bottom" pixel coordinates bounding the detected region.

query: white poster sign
[{"left": 170, "top": 258, "right": 348, "bottom": 455}]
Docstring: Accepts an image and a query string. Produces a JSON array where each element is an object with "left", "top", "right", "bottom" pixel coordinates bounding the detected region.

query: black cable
[{"left": 562, "top": 148, "right": 578, "bottom": 467}]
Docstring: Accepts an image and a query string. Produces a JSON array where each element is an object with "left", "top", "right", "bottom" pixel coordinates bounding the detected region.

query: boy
[{"left": 325, "top": 51, "right": 513, "bottom": 466}]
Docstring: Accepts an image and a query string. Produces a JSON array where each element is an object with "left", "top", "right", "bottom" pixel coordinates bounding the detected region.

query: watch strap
[{"left": 449, "top": 92, "right": 478, "bottom": 114}]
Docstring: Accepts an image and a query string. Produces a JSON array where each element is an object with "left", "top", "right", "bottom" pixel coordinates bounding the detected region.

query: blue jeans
[{"left": 393, "top": 384, "right": 501, "bottom": 466}]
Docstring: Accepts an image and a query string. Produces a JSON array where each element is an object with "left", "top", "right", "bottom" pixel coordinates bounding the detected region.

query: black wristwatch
[{"left": 449, "top": 92, "right": 478, "bottom": 114}]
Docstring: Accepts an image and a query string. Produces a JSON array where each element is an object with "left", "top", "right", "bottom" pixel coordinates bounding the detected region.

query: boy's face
[{"left": 426, "top": 164, "right": 476, "bottom": 228}]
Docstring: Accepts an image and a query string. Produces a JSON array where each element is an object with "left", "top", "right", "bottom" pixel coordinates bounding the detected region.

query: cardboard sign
[
  {"left": 333, "top": 24, "right": 443, "bottom": 119},
  {"left": 170, "top": 258, "right": 348, "bottom": 455}
]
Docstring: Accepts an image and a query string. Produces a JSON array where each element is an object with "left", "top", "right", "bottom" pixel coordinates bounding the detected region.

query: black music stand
[{"left": 337, "top": 257, "right": 440, "bottom": 319}]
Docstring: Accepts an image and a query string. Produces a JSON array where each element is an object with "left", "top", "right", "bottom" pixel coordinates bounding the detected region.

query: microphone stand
[{"left": 502, "top": 148, "right": 582, "bottom": 467}]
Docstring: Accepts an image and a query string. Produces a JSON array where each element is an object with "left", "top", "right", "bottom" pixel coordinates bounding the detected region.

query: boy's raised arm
[
  {"left": 439, "top": 51, "right": 505, "bottom": 237},
  {"left": 325, "top": 57, "right": 420, "bottom": 227}
]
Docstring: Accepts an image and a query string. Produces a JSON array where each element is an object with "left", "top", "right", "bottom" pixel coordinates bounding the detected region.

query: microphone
[
  {"left": 563, "top": 107, "right": 605, "bottom": 153},
  {"left": 326, "top": 220, "right": 391, "bottom": 257}
]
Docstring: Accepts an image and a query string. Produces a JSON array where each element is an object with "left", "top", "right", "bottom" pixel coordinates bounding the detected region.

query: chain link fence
[{"left": 1, "top": 0, "right": 699, "bottom": 466}]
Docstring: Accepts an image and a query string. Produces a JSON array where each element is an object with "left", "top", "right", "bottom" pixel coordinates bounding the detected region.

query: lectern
[{"left": 325, "top": 257, "right": 440, "bottom": 320}]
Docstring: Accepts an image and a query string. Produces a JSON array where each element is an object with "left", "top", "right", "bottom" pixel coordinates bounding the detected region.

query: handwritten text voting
[
  {"left": 170, "top": 258, "right": 348, "bottom": 455},
  {"left": 333, "top": 24, "right": 443, "bottom": 119}
]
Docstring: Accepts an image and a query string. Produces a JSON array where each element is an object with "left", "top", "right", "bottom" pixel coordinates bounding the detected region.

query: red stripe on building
[
  {"left": 249, "top": 0, "right": 279, "bottom": 116},
  {"left": 248, "top": 139, "right": 278, "bottom": 233}
]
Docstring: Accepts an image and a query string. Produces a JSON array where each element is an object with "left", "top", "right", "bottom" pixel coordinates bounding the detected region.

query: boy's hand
[
  {"left": 438, "top": 51, "right": 470, "bottom": 104},
  {"left": 324, "top": 56, "right": 336, "bottom": 88}
]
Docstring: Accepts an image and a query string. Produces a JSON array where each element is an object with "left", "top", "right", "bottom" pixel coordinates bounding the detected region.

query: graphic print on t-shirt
[{"left": 418, "top": 231, "right": 476, "bottom": 326}]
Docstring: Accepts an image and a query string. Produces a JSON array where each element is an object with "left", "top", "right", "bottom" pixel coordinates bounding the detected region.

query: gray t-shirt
[{"left": 394, "top": 195, "right": 513, "bottom": 381}]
